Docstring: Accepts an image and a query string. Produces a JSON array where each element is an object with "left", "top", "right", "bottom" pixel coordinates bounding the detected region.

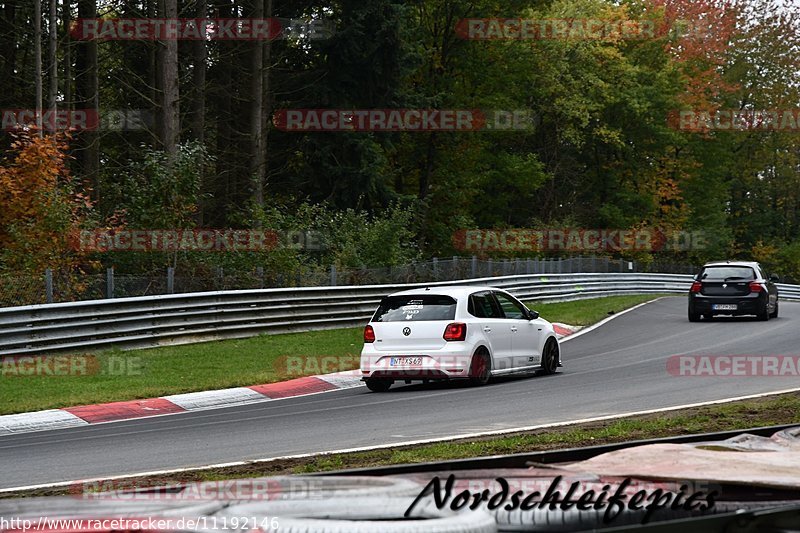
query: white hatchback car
[{"left": 360, "top": 286, "right": 561, "bottom": 392}]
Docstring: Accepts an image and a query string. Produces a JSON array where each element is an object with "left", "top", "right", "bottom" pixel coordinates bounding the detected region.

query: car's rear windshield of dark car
[
  {"left": 701, "top": 266, "right": 756, "bottom": 280},
  {"left": 373, "top": 295, "right": 457, "bottom": 322}
]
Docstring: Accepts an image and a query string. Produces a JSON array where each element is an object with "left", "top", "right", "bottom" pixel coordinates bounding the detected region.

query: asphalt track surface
[{"left": 2, "top": 297, "right": 799, "bottom": 489}]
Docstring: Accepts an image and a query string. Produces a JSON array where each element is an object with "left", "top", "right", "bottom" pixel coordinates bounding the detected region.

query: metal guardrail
[
  {"left": 1, "top": 256, "right": 700, "bottom": 307},
  {"left": 0, "top": 273, "right": 797, "bottom": 356}
]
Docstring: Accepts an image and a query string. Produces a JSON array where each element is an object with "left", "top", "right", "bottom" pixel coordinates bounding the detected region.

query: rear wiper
[{"left": 723, "top": 276, "right": 749, "bottom": 282}]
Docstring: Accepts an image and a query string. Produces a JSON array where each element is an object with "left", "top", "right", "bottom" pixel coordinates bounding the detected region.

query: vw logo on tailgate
[{"left": 403, "top": 327, "right": 411, "bottom": 336}]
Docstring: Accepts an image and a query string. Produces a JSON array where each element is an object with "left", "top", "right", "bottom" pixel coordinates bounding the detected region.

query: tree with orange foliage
[
  {"left": 0, "top": 132, "right": 94, "bottom": 274},
  {"left": 645, "top": 0, "right": 741, "bottom": 110}
]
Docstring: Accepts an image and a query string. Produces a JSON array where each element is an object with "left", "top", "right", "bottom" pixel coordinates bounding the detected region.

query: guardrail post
[
  {"left": 433, "top": 257, "right": 438, "bottom": 280},
  {"left": 471, "top": 256, "right": 477, "bottom": 278},
  {"left": 106, "top": 267, "right": 115, "bottom": 299},
  {"left": 452, "top": 256, "right": 458, "bottom": 280},
  {"left": 167, "top": 267, "right": 175, "bottom": 294},
  {"left": 256, "top": 266, "right": 264, "bottom": 289},
  {"left": 45, "top": 269, "right": 53, "bottom": 303},
  {"left": 557, "top": 258, "right": 563, "bottom": 273},
  {"left": 330, "top": 264, "right": 337, "bottom": 286},
  {"left": 487, "top": 258, "right": 493, "bottom": 277}
]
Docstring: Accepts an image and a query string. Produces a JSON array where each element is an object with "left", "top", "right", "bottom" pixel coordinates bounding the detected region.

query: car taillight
[
  {"left": 364, "top": 325, "right": 375, "bottom": 343},
  {"left": 690, "top": 282, "right": 702, "bottom": 293},
  {"left": 749, "top": 281, "right": 763, "bottom": 293},
  {"left": 443, "top": 322, "right": 467, "bottom": 341}
]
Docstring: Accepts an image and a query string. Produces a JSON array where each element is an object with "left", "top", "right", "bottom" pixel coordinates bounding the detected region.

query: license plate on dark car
[{"left": 712, "top": 304, "right": 737, "bottom": 310}]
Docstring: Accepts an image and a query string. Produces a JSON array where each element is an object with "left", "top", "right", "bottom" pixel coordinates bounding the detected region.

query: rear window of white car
[
  {"left": 373, "top": 295, "right": 457, "bottom": 322},
  {"left": 700, "top": 266, "right": 756, "bottom": 280}
]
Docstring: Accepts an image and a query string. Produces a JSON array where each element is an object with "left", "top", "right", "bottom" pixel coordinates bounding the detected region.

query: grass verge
[
  {"left": 0, "top": 294, "right": 669, "bottom": 415},
  {"left": 4, "top": 390, "right": 798, "bottom": 499},
  {"left": 526, "top": 294, "right": 667, "bottom": 326}
]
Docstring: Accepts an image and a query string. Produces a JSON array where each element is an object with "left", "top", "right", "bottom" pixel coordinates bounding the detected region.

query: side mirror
[
  {"left": 528, "top": 309, "right": 540, "bottom": 320},
  {"left": 770, "top": 274, "right": 779, "bottom": 282}
]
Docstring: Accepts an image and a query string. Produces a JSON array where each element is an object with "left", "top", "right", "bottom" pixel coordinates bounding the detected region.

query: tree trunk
[
  {"left": 191, "top": 0, "right": 206, "bottom": 143},
  {"left": 76, "top": 0, "right": 99, "bottom": 197},
  {"left": 258, "top": 0, "right": 273, "bottom": 212},
  {"left": 0, "top": 2, "right": 18, "bottom": 108},
  {"left": 249, "top": 0, "right": 265, "bottom": 219},
  {"left": 34, "top": 0, "right": 43, "bottom": 134},
  {"left": 212, "top": 0, "right": 236, "bottom": 226},
  {"left": 419, "top": 132, "right": 436, "bottom": 199},
  {"left": 158, "top": 0, "right": 179, "bottom": 162},
  {"left": 48, "top": 0, "right": 58, "bottom": 112},
  {"left": 191, "top": 0, "right": 206, "bottom": 224},
  {"left": 62, "top": 0, "right": 71, "bottom": 109},
  {"left": 146, "top": 0, "right": 157, "bottom": 145}
]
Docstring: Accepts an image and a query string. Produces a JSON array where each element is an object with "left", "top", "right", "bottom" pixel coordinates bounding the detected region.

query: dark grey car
[{"left": 688, "top": 261, "right": 779, "bottom": 322}]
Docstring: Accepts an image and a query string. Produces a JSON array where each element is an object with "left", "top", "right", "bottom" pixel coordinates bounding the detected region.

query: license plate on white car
[
  {"left": 390, "top": 357, "right": 423, "bottom": 366},
  {"left": 713, "top": 304, "right": 737, "bottom": 310}
]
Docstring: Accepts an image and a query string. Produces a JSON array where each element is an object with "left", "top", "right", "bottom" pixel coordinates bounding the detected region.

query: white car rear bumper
[{"left": 360, "top": 344, "right": 475, "bottom": 380}]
